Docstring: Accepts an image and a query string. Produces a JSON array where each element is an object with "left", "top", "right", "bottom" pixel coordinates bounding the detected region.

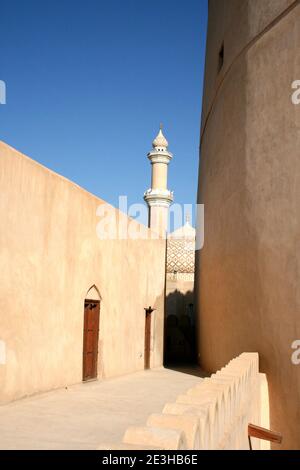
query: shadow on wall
[{"left": 164, "top": 289, "right": 196, "bottom": 365}]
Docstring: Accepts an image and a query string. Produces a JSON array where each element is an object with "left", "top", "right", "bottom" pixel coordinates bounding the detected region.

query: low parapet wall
[{"left": 99, "top": 353, "right": 270, "bottom": 450}]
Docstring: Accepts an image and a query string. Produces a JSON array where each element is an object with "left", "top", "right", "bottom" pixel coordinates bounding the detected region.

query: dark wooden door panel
[
  {"left": 83, "top": 300, "right": 100, "bottom": 381},
  {"left": 84, "top": 353, "right": 94, "bottom": 378},
  {"left": 86, "top": 330, "right": 96, "bottom": 352}
]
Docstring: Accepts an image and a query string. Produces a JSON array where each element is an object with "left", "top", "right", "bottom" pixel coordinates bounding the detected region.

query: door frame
[
  {"left": 82, "top": 298, "right": 100, "bottom": 382},
  {"left": 144, "top": 307, "right": 154, "bottom": 370}
]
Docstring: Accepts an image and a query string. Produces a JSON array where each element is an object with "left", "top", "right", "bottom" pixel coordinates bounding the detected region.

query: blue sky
[{"left": 0, "top": 0, "right": 208, "bottom": 218}]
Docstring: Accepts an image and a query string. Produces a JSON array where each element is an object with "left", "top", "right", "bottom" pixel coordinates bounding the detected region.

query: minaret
[{"left": 144, "top": 125, "right": 173, "bottom": 237}]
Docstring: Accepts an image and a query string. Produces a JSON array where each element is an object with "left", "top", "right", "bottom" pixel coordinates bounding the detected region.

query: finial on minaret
[
  {"left": 152, "top": 125, "right": 169, "bottom": 149},
  {"left": 160, "top": 122, "right": 163, "bottom": 130}
]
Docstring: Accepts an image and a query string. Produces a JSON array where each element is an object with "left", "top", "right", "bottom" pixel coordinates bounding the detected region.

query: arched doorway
[{"left": 83, "top": 286, "right": 101, "bottom": 382}]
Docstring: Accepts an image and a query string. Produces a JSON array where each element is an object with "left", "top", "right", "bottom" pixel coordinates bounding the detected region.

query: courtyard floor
[{"left": 0, "top": 367, "right": 204, "bottom": 450}]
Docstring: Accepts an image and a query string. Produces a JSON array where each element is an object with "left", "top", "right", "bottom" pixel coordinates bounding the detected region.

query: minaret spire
[{"left": 144, "top": 125, "right": 173, "bottom": 237}]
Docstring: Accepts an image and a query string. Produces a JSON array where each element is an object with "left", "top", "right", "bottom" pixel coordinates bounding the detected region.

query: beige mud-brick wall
[
  {"left": 166, "top": 278, "right": 194, "bottom": 318},
  {"left": 196, "top": 0, "right": 300, "bottom": 449},
  {"left": 0, "top": 141, "right": 166, "bottom": 403}
]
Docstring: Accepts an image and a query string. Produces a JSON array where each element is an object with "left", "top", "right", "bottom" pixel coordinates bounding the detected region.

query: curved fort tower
[{"left": 196, "top": 0, "right": 300, "bottom": 449}]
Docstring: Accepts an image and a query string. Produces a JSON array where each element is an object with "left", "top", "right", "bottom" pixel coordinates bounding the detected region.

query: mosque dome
[
  {"left": 168, "top": 220, "right": 196, "bottom": 240},
  {"left": 166, "top": 220, "right": 196, "bottom": 274}
]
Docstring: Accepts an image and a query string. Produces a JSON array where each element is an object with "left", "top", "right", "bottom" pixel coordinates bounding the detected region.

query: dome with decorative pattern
[{"left": 166, "top": 221, "right": 196, "bottom": 274}]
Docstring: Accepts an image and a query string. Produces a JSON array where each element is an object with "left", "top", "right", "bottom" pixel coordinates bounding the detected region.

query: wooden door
[
  {"left": 144, "top": 311, "right": 152, "bottom": 369},
  {"left": 83, "top": 300, "right": 100, "bottom": 381}
]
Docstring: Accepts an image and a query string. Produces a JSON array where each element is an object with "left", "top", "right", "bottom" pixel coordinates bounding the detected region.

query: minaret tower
[{"left": 144, "top": 125, "right": 173, "bottom": 237}]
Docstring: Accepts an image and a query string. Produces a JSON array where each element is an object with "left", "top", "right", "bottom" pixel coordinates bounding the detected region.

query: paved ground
[{"left": 0, "top": 367, "right": 204, "bottom": 450}]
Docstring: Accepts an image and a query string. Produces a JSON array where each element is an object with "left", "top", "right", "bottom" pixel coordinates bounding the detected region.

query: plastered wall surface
[
  {"left": 0, "top": 141, "right": 166, "bottom": 403},
  {"left": 196, "top": 0, "right": 300, "bottom": 449}
]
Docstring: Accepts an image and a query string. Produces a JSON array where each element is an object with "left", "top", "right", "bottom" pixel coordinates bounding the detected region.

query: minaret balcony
[
  {"left": 144, "top": 188, "right": 174, "bottom": 207},
  {"left": 147, "top": 150, "right": 173, "bottom": 164}
]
